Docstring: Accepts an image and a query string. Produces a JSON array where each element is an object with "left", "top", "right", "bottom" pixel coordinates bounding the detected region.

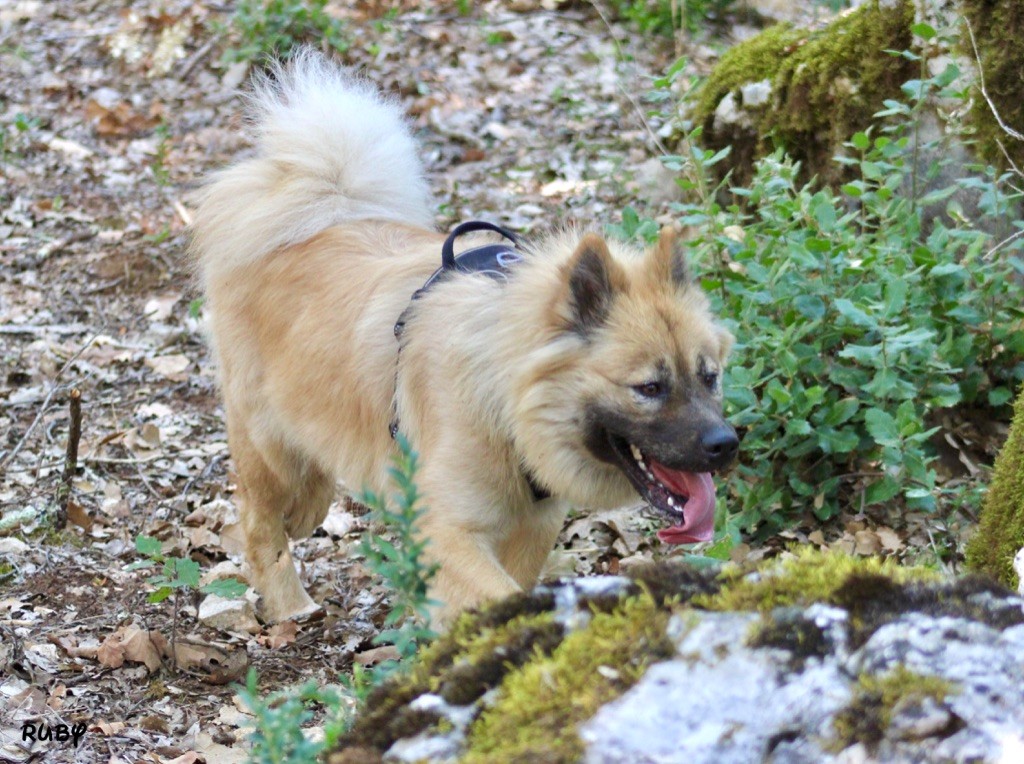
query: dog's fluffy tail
[{"left": 192, "top": 49, "right": 431, "bottom": 278}]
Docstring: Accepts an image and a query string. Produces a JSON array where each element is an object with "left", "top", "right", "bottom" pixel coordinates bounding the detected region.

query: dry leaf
[
  {"left": 89, "top": 720, "right": 126, "bottom": 736},
  {"left": 853, "top": 530, "right": 882, "bottom": 556},
  {"left": 876, "top": 526, "right": 904, "bottom": 553},
  {"left": 97, "top": 626, "right": 165, "bottom": 672},
  {"left": 143, "top": 293, "right": 181, "bottom": 322},
  {"left": 96, "top": 631, "right": 126, "bottom": 669},
  {"left": 66, "top": 501, "right": 93, "bottom": 530},
  {"left": 145, "top": 354, "right": 191, "bottom": 381},
  {"left": 172, "top": 641, "right": 248, "bottom": 684},
  {"left": 258, "top": 621, "right": 298, "bottom": 650},
  {"left": 121, "top": 625, "right": 164, "bottom": 672},
  {"left": 729, "top": 542, "right": 752, "bottom": 563},
  {"left": 162, "top": 753, "right": 201, "bottom": 764}
]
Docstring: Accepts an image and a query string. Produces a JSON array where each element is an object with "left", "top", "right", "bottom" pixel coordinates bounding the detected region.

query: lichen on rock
[{"left": 325, "top": 550, "right": 1024, "bottom": 762}]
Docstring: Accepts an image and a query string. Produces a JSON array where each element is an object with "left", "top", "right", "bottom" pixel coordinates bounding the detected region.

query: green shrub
[
  {"left": 357, "top": 433, "right": 439, "bottom": 675},
  {"left": 610, "top": 0, "right": 735, "bottom": 36},
  {"left": 621, "top": 57, "right": 1024, "bottom": 540},
  {"left": 223, "top": 0, "right": 348, "bottom": 64},
  {"left": 240, "top": 672, "right": 349, "bottom": 764}
]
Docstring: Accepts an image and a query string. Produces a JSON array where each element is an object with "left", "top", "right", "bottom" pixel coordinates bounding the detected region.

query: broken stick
[{"left": 55, "top": 388, "right": 82, "bottom": 531}]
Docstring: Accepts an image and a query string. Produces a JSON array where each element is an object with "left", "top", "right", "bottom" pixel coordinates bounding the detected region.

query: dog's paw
[{"left": 261, "top": 596, "right": 323, "bottom": 625}]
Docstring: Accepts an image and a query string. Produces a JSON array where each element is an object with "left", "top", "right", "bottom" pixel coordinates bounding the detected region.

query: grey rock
[{"left": 581, "top": 612, "right": 848, "bottom": 764}]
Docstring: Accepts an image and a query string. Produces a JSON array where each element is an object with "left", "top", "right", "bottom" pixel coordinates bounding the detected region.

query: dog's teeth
[
  {"left": 667, "top": 497, "right": 677, "bottom": 508},
  {"left": 645, "top": 470, "right": 654, "bottom": 481},
  {"left": 630, "top": 444, "right": 643, "bottom": 462}
]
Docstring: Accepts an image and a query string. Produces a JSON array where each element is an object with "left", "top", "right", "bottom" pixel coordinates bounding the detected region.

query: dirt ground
[{"left": 0, "top": 1, "right": 988, "bottom": 762}]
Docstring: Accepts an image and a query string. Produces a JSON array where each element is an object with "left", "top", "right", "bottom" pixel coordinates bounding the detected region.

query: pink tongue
[{"left": 648, "top": 465, "right": 717, "bottom": 545}]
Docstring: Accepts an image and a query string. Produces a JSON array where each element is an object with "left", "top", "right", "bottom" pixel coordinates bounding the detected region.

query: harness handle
[{"left": 441, "top": 221, "right": 522, "bottom": 270}]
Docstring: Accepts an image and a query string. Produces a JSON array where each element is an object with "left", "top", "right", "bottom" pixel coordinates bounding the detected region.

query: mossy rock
[
  {"left": 325, "top": 550, "right": 1024, "bottom": 762},
  {"left": 688, "top": 0, "right": 1024, "bottom": 188},
  {"left": 966, "top": 384, "right": 1024, "bottom": 589},
  {"left": 690, "top": 0, "right": 917, "bottom": 188}
]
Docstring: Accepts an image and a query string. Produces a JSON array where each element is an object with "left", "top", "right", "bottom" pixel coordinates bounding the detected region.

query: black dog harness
[{"left": 389, "top": 221, "right": 551, "bottom": 502}]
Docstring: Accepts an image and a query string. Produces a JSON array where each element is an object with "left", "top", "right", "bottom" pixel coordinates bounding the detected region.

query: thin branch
[
  {"left": 54, "top": 389, "right": 83, "bottom": 531},
  {"left": 985, "top": 227, "right": 1024, "bottom": 261},
  {"left": 963, "top": 16, "right": 1024, "bottom": 142},
  {"left": 587, "top": 0, "right": 672, "bottom": 158},
  {"left": 0, "top": 332, "right": 100, "bottom": 473}
]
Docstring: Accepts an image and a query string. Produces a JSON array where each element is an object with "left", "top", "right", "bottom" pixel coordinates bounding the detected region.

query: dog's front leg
[{"left": 420, "top": 522, "right": 523, "bottom": 626}]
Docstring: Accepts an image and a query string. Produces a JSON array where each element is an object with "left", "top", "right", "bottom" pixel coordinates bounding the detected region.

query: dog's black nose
[{"left": 701, "top": 424, "right": 739, "bottom": 469}]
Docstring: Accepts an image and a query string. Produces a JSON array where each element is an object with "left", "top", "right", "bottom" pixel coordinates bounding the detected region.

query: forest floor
[{"left": 0, "top": 1, "right": 988, "bottom": 762}]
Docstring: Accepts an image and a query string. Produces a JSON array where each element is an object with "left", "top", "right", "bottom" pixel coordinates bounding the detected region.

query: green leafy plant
[
  {"left": 128, "top": 535, "right": 247, "bottom": 602},
  {"left": 127, "top": 535, "right": 247, "bottom": 667},
  {"left": 222, "top": 0, "right": 349, "bottom": 64},
  {"left": 239, "top": 671, "right": 350, "bottom": 763},
  {"left": 610, "top": 0, "right": 735, "bottom": 36},
  {"left": 607, "top": 205, "right": 661, "bottom": 244},
  {"left": 151, "top": 121, "right": 172, "bottom": 187},
  {"left": 1, "top": 110, "right": 40, "bottom": 164},
  {"left": 640, "top": 47, "right": 1024, "bottom": 542},
  {"left": 357, "top": 433, "right": 439, "bottom": 676}
]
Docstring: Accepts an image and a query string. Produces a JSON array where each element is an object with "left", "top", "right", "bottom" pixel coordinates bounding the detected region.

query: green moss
[
  {"left": 693, "top": 547, "right": 940, "bottom": 612},
  {"left": 691, "top": 0, "right": 916, "bottom": 186},
  {"left": 965, "top": 384, "right": 1024, "bottom": 589},
  {"left": 748, "top": 609, "right": 830, "bottom": 670},
  {"left": 692, "top": 22, "right": 805, "bottom": 123},
  {"left": 832, "top": 666, "right": 957, "bottom": 749},
  {"left": 626, "top": 559, "right": 722, "bottom": 606},
  {"left": 831, "top": 572, "right": 1022, "bottom": 647},
  {"left": 462, "top": 594, "right": 673, "bottom": 764},
  {"left": 960, "top": 0, "right": 1024, "bottom": 171},
  {"left": 339, "top": 598, "right": 566, "bottom": 752}
]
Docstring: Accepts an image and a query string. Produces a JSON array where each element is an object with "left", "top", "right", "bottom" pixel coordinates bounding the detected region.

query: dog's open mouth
[{"left": 609, "top": 437, "right": 716, "bottom": 545}]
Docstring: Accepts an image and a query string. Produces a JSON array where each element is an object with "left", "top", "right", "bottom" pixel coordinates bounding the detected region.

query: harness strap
[{"left": 389, "top": 221, "right": 551, "bottom": 504}]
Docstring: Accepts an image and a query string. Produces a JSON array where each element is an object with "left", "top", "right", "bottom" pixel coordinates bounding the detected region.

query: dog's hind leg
[{"left": 229, "top": 412, "right": 333, "bottom": 622}]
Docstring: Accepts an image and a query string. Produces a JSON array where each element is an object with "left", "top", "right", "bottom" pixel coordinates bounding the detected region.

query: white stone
[
  {"left": 199, "top": 560, "right": 247, "bottom": 588},
  {"left": 0, "top": 537, "right": 29, "bottom": 555},
  {"left": 740, "top": 79, "right": 772, "bottom": 108},
  {"left": 1014, "top": 546, "right": 1024, "bottom": 595},
  {"left": 198, "top": 594, "right": 259, "bottom": 634}
]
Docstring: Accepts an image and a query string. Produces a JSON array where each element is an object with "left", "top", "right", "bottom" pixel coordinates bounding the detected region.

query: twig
[
  {"left": 172, "top": 589, "right": 180, "bottom": 674},
  {"left": 180, "top": 34, "right": 222, "bottom": 80},
  {"left": 0, "top": 323, "right": 90, "bottom": 336},
  {"left": 54, "top": 390, "right": 83, "bottom": 531},
  {"left": 587, "top": 0, "right": 672, "bottom": 159},
  {"left": 963, "top": 16, "right": 1024, "bottom": 143},
  {"left": 985, "top": 227, "right": 1024, "bottom": 261},
  {"left": 0, "top": 332, "right": 100, "bottom": 473}
]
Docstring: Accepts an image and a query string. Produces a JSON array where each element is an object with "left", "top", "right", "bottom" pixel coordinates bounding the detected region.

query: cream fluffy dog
[{"left": 192, "top": 52, "right": 738, "bottom": 625}]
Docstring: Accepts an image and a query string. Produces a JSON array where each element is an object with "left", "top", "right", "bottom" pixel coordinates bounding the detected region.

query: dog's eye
[
  {"left": 633, "top": 381, "right": 665, "bottom": 399},
  {"left": 701, "top": 371, "right": 719, "bottom": 390}
]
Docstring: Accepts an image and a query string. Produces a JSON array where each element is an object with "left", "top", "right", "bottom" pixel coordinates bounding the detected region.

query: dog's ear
[
  {"left": 716, "top": 325, "right": 734, "bottom": 364},
  {"left": 651, "top": 226, "right": 690, "bottom": 286},
  {"left": 564, "top": 233, "right": 626, "bottom": 332}
]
